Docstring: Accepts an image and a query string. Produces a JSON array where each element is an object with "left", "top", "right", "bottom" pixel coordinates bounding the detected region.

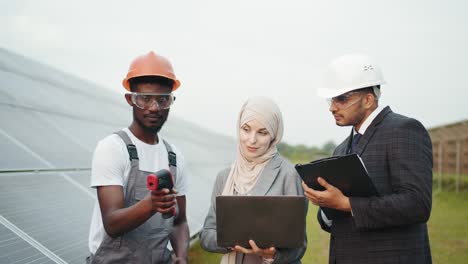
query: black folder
[{"left": 295, "top": 154, "right": 378, "bottom": 219}]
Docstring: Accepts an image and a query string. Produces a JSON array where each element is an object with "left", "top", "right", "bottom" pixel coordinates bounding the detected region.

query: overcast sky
[{"left": 1, "top": 0, "right": 467, "bottom": 146}]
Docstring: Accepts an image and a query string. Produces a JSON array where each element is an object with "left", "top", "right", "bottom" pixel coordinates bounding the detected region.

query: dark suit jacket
[{"left": 318, "top": 106, "right": 433, "bottom": 264}]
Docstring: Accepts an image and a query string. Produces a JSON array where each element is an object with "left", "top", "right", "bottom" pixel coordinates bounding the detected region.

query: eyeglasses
[
  {"left": 129, "top": 93, "right": 175, "bottom": 110},
  {"left": 327, "top": 91, "right": 363, "bottom": 109}
]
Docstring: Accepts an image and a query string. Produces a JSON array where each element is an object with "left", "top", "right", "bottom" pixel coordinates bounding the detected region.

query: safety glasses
[
  {"left": 326, "top": 91, "right": 363, "bottom": 109},
  {"left": 129, "top": 92, "right": 175, "bottom": 110}
]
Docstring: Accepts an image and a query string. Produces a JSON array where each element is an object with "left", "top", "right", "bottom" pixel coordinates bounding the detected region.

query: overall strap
[
  {"left": 162, "top": 139, "right": 177, "bottom": 181},
  {"left": 115, "top": 131, "right": 139, "bottom": 160},
  {"left": 162, "top": 139, "right": 179, "bottom": 218},
  {"left": 114, "top": 130, "right": 139, "bottom": 201}
]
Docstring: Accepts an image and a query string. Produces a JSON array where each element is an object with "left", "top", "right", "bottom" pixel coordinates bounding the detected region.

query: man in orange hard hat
[{"left": 87, "top": 51, "right": 190, "bottom": 264}]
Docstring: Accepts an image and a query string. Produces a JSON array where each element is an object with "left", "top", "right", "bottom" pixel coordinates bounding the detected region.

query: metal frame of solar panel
[{"left": 0, "top": 48, "right": 235, "bottom": 264}]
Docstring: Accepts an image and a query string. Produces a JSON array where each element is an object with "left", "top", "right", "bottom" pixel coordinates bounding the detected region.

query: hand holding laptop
[
  {"left": 232, "top": 240, "right": 276, "bottom": 260},
  {"left": 216, "top": 196, "right": 306, "bottom": 249}
]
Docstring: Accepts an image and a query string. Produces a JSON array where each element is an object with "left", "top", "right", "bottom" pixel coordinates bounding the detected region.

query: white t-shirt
[{"left": 88, "top": 128, "right": 189, "bottom": 254}]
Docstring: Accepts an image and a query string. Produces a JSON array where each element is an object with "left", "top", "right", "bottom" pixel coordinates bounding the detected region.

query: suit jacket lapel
[
  {"left": 343, "top": 129, "right": 354, "bottom": 155},
  {"left": 250, "top": 154, "right": 282, "bottom": 196},
  {"left": 355, "top": 106, "right": 393, "bottom": 155}
]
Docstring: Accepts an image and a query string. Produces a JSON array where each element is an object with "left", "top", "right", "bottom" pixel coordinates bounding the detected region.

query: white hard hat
[{"left": 317, "top": 53, "right": 385, "bottom": 98}]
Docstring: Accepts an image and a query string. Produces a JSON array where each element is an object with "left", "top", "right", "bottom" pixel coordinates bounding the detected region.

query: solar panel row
[{"left": 0, "top": 48, "right": 235, "bottom": 263}]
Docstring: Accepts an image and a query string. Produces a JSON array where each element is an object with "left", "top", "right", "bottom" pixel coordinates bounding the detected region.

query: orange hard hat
[{"left": 122, "top": 51, "right": 181, "bottom": 91}]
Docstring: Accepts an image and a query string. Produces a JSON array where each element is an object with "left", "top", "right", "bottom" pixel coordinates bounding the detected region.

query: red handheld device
[
  {"left": 147, "top": 169, "right": 176, "bottom": 218},
  {"left": 147, "top": 169, "right": 174, "bottom": 191}
]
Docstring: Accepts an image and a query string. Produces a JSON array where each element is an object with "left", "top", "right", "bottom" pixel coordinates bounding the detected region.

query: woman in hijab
[{"left": 200, "top": 97, "right": 307, "bottom": 264}]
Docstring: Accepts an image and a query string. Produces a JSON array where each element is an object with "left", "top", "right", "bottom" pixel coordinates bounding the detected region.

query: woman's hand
[{"left": 232, "top": 240, "right": 276, "bottom": 259}]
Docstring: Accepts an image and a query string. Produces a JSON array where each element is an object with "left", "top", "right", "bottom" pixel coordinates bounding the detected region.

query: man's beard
[{"left": 134, "top": 112, "right": 167, "bottom": 134}]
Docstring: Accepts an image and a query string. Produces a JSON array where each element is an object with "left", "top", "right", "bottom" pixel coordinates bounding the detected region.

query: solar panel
[{"left": 0, "top": 48, "right": 235, "bottom": 263}]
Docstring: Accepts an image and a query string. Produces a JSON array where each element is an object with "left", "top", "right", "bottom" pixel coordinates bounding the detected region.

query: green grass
[
  {"left": 428, "top": 190, "right": 468, "bottom": 263},
  {"left": 189, "top": 190, "right": 468, "bottom": 263},
  {"left": 433, "top": 174, "right": 468, "bottom": 193},
  {"left": 188, "top": 241, "right": 222, "bottom": 263}
]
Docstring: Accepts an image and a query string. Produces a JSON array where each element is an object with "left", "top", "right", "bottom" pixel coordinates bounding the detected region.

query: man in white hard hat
[{"left": 302, "top": 54, "right": 433, "bottom": 263}]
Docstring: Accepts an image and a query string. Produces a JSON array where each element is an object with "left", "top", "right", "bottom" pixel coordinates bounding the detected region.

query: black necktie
[{"left": 351, "top": 133, "right": 362, "bottom": 153}]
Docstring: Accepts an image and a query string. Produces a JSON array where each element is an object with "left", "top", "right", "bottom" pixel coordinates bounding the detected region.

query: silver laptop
[{"left": 216, "top": 195, "right": 306, "bottom": 249}]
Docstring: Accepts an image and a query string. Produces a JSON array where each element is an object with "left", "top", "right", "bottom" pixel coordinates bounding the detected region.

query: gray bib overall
[{"left": 89, "top": 131, "right": 178, "bottom": 264}]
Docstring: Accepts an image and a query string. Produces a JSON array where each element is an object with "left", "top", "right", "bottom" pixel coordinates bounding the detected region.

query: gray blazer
[
  {"left": 200, "top": 154, "right": 307, "bottom": 264},
  {"left": 318, "top": 106, "right": 433, "bottom": 264}
]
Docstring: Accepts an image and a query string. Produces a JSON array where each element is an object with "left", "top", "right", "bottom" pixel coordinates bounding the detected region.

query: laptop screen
[{"left": 216, "top": 195, "right": 306, "bottom": 249}]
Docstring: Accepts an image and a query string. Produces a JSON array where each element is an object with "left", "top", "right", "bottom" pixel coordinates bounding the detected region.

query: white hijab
[
  {"left": 221, "top": 96, "right": 284, "bottom": 196},
  {"left": 220, "top": 97, "right": 283, "bottom": 264}
]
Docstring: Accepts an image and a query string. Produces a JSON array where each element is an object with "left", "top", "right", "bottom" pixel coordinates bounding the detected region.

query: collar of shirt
[{"left": 353, "top": 104, "right": 386, "bottom": 135}]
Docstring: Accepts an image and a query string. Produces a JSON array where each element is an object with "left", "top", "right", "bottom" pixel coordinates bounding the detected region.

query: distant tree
[
  {"left": 321, "top": 141, "right": 336, "bottom": 155},
  {"left": 278, "top": 141, "right": 336, "bottom": 164}
]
